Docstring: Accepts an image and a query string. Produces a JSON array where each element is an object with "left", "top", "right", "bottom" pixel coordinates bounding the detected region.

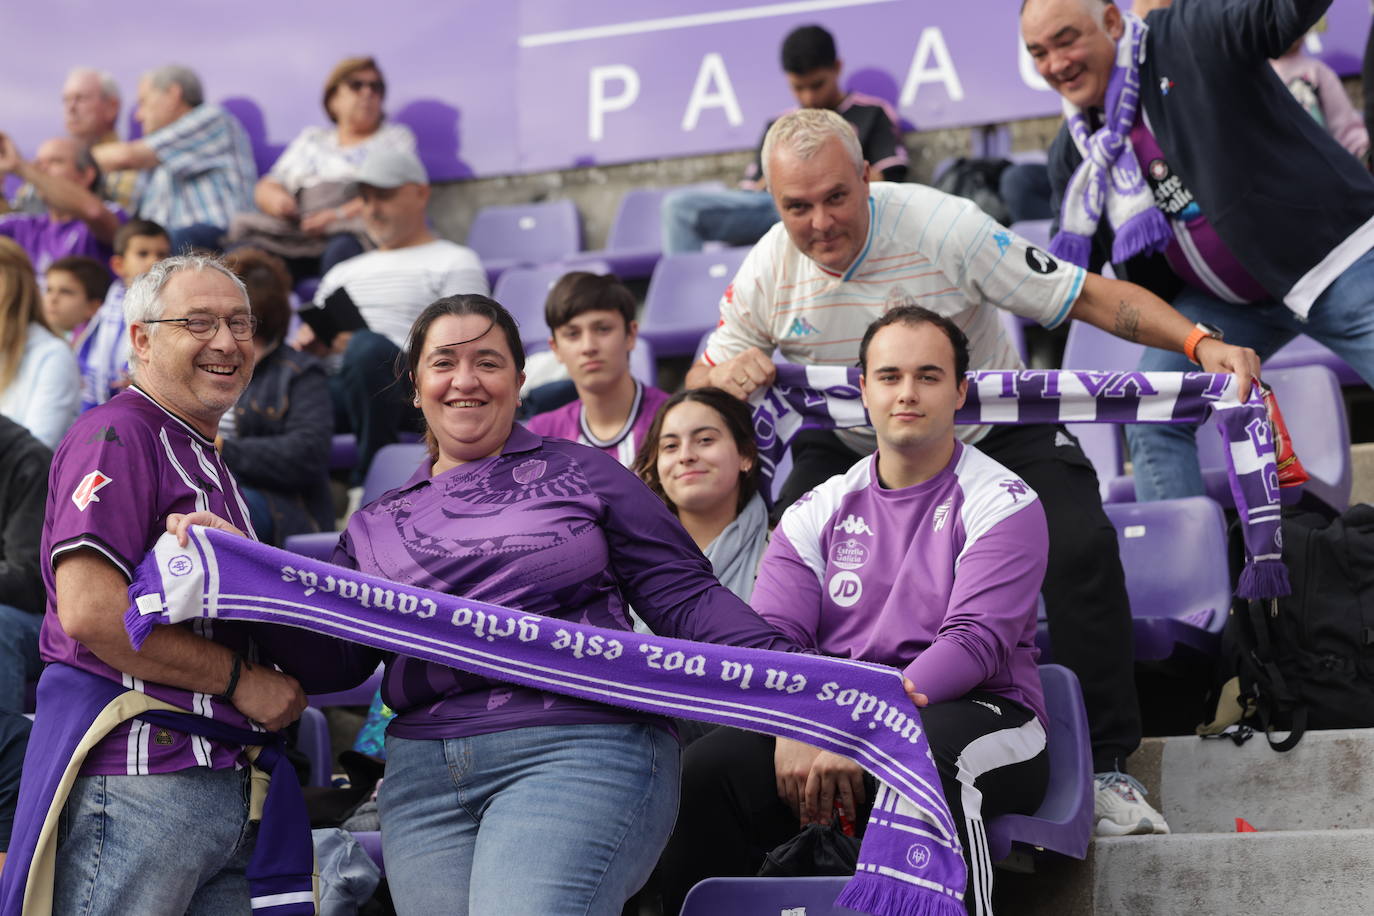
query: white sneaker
[{"left": 1093, "top": 772, "right": 1171, "bottom": 837}]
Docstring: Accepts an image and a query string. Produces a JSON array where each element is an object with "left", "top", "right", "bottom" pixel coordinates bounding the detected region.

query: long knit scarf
[
  {"left": 1048, "top": 12, "right": 1174, "bottom": 269},
  {"left": 125, "top": 530, "right": 969, "bottom": 916},
  {"left": 749, "top": 365, "right": 1289, "bottom": 601}
]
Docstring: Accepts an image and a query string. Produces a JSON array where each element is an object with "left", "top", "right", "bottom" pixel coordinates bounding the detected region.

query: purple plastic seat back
[
  {"left": 985, "top": 664, "right": 1093, "bottom": 861},
  {"left": 309, "top": 666, "right": 385, "bottom": 708},
  {"left": 681, "top": 876, "right": 858, "bottom": 915},
  {"left": 490, "top": 260, "right": 612, "bottom": 352},
  {"left": 1065, "top": 423, "right": 1122, "bottom": 501},
  {"left": 639, "top": 247, "right": 751, "bottom": 357},
  {"left": 284, "top": 442, "right": 428, "bottom": 561},
  {"left": 467, "top": 199, "right": 582, "bottom": 284},
  {"left": 351, "top": 831, "right": 384, "bottom": 876},
  {"left": 1060, "top": 319, "right": 1145, "bottom": 371},
  {"left": 297, "top": 706, "right": 333, "bottom": 787},
  {"left": 1104, "top": 496, "right": 1231, "bottom": 658}
]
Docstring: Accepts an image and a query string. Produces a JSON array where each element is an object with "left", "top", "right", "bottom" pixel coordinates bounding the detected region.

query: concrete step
[
  {"left": 1351, "top": 442, "right": 1374, "bottom": 507},
  {"left": 995, "top": 828, "right": 1374, "bottom": 915},
  {"left": 1153, "top": 727, "right": 1374, "bottom": 834}
]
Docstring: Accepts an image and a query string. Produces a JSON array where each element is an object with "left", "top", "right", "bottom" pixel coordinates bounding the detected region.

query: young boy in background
[
  {"left": 76, "top": 218, "right": 170, "bottom": 410},
  {"left": 42, "top": 256, "right": 111, "bottom": 342},
  {"left": 525, "top": 271, "right": 668, "bottom": 467}
]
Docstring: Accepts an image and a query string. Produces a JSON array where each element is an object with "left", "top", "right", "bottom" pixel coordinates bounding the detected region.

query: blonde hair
[
  {"left": 760, "top": 108, "right": 864, "bottom": 187},
  {"left": 0, "top": 238, "right": 47, "bottom": 395}
]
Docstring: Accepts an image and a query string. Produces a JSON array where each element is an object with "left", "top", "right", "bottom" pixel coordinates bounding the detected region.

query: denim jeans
[
  {"left": 1127, "top": 247, "right": 1374, "bottom": 500},
  {"left": 379, "top": 723, "right": 680, "bottom": 916},
  {"left": 53, "top": 767, "right": 257, "bottom": 916},
  {"left": 660, "top": 188, "right": 779, "bottom": 254},
  {"left": 0, "top": 604, "right": 42, "bottom": 714}
]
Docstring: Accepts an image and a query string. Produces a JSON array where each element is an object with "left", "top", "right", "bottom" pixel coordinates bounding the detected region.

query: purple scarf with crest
[{"left": 749, "top": 365, "right": 1288, "bottom": 600}]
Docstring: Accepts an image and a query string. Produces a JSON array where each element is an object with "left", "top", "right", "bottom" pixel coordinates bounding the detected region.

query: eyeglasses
[
  {"left": 145, "top": 315, "right": 260, "bottom": 340},
  {"left": 346, "top": 78, "right": 385, "bottom": 95}
]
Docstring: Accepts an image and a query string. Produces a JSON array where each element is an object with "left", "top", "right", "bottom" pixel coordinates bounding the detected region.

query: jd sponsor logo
[{"left": 828, "top": 571, "right": 863, "bottom": 607}]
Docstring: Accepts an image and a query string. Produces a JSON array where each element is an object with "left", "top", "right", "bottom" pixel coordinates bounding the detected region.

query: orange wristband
[{"left": 1183, "top": 326, "right": 1208, "bottom": 365}]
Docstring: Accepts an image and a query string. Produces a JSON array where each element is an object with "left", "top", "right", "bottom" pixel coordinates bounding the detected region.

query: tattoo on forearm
[{"left": 1113, "top": 301, "right": 1141, "bottom": 342}]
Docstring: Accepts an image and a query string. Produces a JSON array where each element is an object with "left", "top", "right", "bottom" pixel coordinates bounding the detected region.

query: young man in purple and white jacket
[{"left": 660, "top": 307, "right": 1050, "bottom": 916}]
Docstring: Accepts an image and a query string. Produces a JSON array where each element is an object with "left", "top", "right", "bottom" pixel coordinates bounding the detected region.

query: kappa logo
[
  {"left": 999, "top": 479, "right": 1030, "bottom": 503},
  {"left": 71, "top": 470, "right": 113, "bottom": 511},
  {"left": 932, "top": 498, "right": 953, "bottom": 532},
  {"left": 87, "top": 425, "right": 124, "bottom": 447},
  {"left": 992, "top": 230, "right": 1012, "bottom": 254},
  {"left": 833, "top": 514, "right": 875, "bottom": 536},
  {"left": 787, "top": 316, "right": 820, "bottom": 338},
  {"left": 828, "top": 571, "right": 863, "bottom": 607},
  {"left": 1160, "top": 76, "right": 1175, "bottom": 95},
  {"left": 1054, "top": 430, "right": 1075, "bottom": 448}
]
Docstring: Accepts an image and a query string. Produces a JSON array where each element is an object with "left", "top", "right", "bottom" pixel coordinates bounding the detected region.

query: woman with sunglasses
[{"left": 243, "top": 56, "right": 415, "bottom": 275}]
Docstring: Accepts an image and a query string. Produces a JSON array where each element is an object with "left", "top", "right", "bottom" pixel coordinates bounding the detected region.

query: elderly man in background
[
  {"left": 0, "top": 135, "right": 124, "bottom": 273},
  {"left": 93, "top": 65, "right": 255, "bottom": 254}
]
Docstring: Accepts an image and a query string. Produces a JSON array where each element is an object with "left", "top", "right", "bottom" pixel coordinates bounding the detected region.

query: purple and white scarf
[
  {"left": 126, "top": 530, "right": 970, "bottom": 916},
  {"left": 749, "top": 365, "right": 1289, "bottom": 600},
  {"left": 1048, "top": 11, "right": 1173, "bottom": 269}
]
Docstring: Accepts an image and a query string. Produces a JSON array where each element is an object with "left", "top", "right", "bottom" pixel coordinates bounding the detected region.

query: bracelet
[{"left": 218, "top": 652, "right": 250, "bottom": 702}]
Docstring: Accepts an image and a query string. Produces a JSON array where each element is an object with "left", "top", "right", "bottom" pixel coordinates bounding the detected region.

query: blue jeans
[
  {"left": 54, "top": 767, "right": 257, "bottom": 915},
  {"left": 379, "top": 723, "right": 680, "bottom": 916},
  {"left": 0, "top": 604, "right": 42, "bottom": 714},
  {"left": 661, "top": 188, "right": 779, "bottom": 254},
  {"left": 1127, "top": 247, "right": 1374, "bottom": 500}
]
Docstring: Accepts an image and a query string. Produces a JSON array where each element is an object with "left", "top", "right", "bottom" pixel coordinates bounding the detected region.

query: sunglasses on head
[{"left": 346, "top": 78, "right": 385, "bottom": 95}]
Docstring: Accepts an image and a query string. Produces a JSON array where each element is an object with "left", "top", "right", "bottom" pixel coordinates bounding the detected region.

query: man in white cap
[{"left": 297, "top": 146, "right": 487, "bottom": 481}]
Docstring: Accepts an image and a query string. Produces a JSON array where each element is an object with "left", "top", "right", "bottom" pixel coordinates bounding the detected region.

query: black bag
[
  {"left": 1226, "top": 504, "right": 1374, "bottom": 751},
  {"left": 932, "top": 157, "right": 1012, "bottom": 225},
  {"left": 757, "top": 823, "right": 861, "bottom": 877}
]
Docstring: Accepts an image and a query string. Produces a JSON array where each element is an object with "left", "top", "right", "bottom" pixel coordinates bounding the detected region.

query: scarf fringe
[
  {"left": 1048, "top": 230, "right": 1093, "bottom": 269},
  {"left": 836, "top": 872, "right": 968, "bottom": 916},
  {"left": 1237, "top": 558, "right": 1291, "bottom": 601},
  {"left": 1110, "top": 207, "right": 1173, "bottom": 265}
]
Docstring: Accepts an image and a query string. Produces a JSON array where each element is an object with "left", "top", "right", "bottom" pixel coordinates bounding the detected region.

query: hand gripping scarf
[
  {"left": 126, "top": 530, "right": 970, "bottom": 916},
  {"left": 749, "top": 365, "right": 1289, "bottom": 601},
  {"left": 1048, "top": 11, "right": 1174, "bottom": 269}
]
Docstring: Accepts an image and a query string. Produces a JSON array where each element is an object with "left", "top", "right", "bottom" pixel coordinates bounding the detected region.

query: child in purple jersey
[
  {"left": 660, "top": 308, "right": 1051, "bottom": 916},
  {"left": 524, "top": 271, "right": 669, "bottom": 467},
  {"left": 321, "top": 294, "right": 811, "bottom": 916}
]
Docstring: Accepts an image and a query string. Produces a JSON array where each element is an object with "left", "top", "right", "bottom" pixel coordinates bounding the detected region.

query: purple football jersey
[{"left": 524, "top": 382, "right": 669, "bottom": 468}]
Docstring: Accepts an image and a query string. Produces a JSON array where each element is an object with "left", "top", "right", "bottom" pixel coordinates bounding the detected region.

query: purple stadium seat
[
  {"left": 629, "top": 337, "right": 657, "bottom": 388},
  {"left": 639, "top": 248, "right": 751, "bottom": 357},
  {"left": 489, "top": 260, "right": 612, "bottom": 352},
  {"left": 309, "top": 666, "right": 385, "bottom": 708},
  {"left": 297, "top": 705, "right": 333, "bottom": 787},
  {"left": 681, "top": 877, "right": 857, "bottom": 916},
  {"left": 1065, "top": 423, "right": 1123, "bottom": 502},
  {"left": 284, "top": 442, "right": 428, "bottom": 560},
  {"left": 985, "top": 664, "right": 1094, "bottom": 861},
  {"left": 1060, "top": 318, "right": 1145, "bottom": 371},
  {"left": 1009, "top": 218, "right": 1053, "bottom": 251},
  {"left": 352, "top": 831, "right": 384, "bottom": 876},
  {"left": 329, "top": 433, "right": 360, "bottom": 472},
  {"left": 1266, "top": 334, "right": 1364, "bottom": 388},
  {"left": 1104, "top": 497, "right": 1231, "bottom": 659},
  {"left": 466, "top": 199, "right": 583, "bottom": 286},
  {"left": 563, "top": 185, "right": 722, "bottom": 280},
  {"left": 1000, "top": 308, "right": 1029, "bottom": 363}
]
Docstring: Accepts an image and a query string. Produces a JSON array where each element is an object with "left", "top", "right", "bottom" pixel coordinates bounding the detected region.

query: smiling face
[
  {"left": 860, "top": 320, "right": 967, "bottom": 457},
  {"left": 655, "top": 399, "right": 751, "bottom": 518},
  {"left": 548, "top": 309, "right": 636, "bottom": 396},
  {"left": 130, "top": 269, "right": 253, "bottom": 436},
  {"left": 415, "top": 313, "right": 525, "bottom": 473},
  {"left": 768, "top": 135, "right": 871, "bottom": 274},
  {"left": 1021, "top": 0, "right": 1124, "bottom": 110}
]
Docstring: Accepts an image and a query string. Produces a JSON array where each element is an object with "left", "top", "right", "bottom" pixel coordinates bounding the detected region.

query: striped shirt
[
  {"left": 701, "top": 181, "right": 1086, "bottom": 446},
  {"left": 75, "top": 281, "right": 131, "bottom": 411},
  {"left": 39, "top": 387, "right": 261, "bottom": 775},
  {"left": 134, "top": 104, "right": 256, "bottom": 231},
  {"left": 311, "top": 239, "right": 488, "bottom": 349}
]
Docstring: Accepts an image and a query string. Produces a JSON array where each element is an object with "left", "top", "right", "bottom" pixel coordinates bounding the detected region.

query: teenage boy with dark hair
[
  {"left": 525, "top": 271, "right": 669, "bottom": 467},
  {"left": 660, "top": 23, "right": 908, "bottom": 253},
  {"left": 661, "top": 307, "right": 1050, "bottom": 916},
  {"left": 43, "top": 256, "right": 112, "bottom": 341},
  {"left": 76, "top": 218, "right": 170, "bottom": 410}
]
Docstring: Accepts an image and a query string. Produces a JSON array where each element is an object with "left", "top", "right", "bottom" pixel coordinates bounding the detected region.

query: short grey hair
[
  {"left": 67, "top": 67, "right": 121, "bottom": 105},
  {"left": 124, "top": 255, "right": 248, "bottom": 372},
  {"left": 760, "top": 108, "right": 864, "bottom": 187},
  {"left": 145, "top": 64, "right": 204, "bottom": 108}
]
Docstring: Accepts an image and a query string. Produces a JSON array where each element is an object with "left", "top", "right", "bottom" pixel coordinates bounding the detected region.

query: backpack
[
  {"left": 932, "top": 157, "right": 1012, "bottom": 226},
  {"left": 1222, "top": 505, "right": 1374, "bottom": 750}
]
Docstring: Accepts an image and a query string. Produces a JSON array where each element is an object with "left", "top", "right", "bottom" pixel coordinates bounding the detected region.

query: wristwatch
[{"left": 1183, "top": 322, "right": 1224, "bottom": 365}]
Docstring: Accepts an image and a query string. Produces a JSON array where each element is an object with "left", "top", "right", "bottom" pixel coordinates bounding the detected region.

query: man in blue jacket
[{"left": 1024, "top": 0, "right": 1374, "bottom": 501}]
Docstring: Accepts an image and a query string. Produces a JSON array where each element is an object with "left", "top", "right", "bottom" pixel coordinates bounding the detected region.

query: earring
[{"left": 412, "top": 397, "right": 420, "bottom": 408}]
